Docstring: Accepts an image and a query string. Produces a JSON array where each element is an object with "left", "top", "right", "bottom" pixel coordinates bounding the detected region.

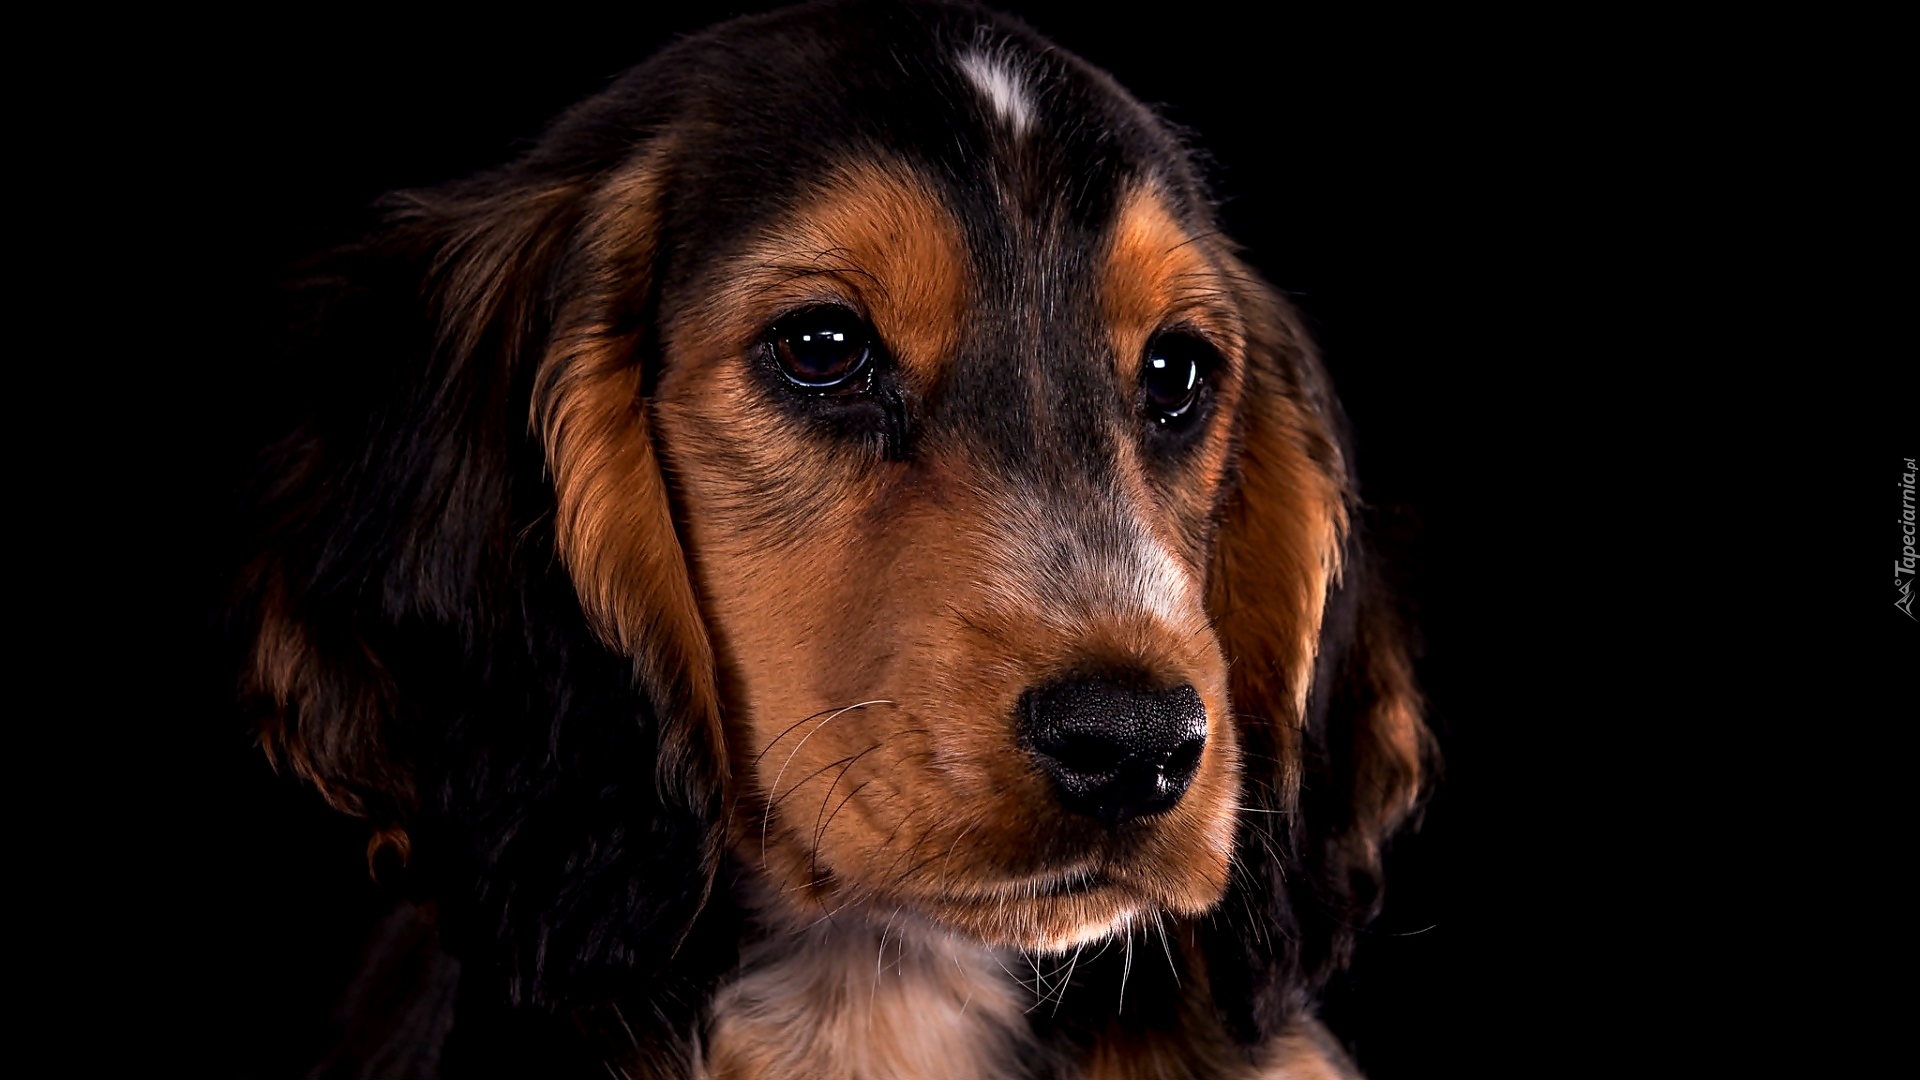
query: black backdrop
[{"left": 69, "top": 3, "right": 1891, "bottom": 1076}]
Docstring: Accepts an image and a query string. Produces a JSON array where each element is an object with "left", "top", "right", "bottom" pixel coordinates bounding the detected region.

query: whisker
[
  {"left": 1052, "top": 941, "right": 1086, "bottom": 1016},
  {"left": 813, "top": 779, "right": 873, "bottom": 874},
  {"left": 772, "top": 754, "right": 863, "bottom": 811},
  {"left": 1020, "top": 950, "right": 1049, "bottom": 1012},
  {"left": 761, "top": 699, "right": 894, "bottom": 866},
  {"left": 751, "top": 705, "right": 842, "bottom": 770},
  {"left": 872, "top": 804, "right": 932, "bottom": 882},
  {"left": 811, "top": 743, "right": 884, "bottom": 880},
  {"left": 952, "top": 933, "right": 983, "bottom": 1006},
  {"left": 1152, "top": 910, "right": 1179, "bottom": 987},
  {"left": 870, "top": 904, "right": 905, "bottom": 1031},
  {"left": 936, "top": 821, "right": 980, "bottom": 891}
]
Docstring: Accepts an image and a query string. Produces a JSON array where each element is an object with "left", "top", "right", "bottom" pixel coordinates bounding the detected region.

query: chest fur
[
  {"left": 700, "top": 918, "right": 1034, "bottom": 1080},
  {"left": 693, "top": 917, "right": 1351, "bottom": 1080}
]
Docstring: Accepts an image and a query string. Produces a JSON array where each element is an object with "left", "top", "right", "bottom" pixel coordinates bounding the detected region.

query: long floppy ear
[
  {"left": 245, "top": 173, "right": 586, "bottom": 825},
  {"left": 1201, "top": 267, "right": 1435, "bottom": 1041},
  {"left": 241, "top": 139, "right": 727, "bottom": 1010},
  {"left": 530, "top": 154, "right": 726, "bottom": 801}
]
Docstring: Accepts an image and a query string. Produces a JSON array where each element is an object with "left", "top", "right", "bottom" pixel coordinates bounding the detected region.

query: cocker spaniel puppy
[{"left": 241, "top": 1, "right": 1433, "bottom": 1076}]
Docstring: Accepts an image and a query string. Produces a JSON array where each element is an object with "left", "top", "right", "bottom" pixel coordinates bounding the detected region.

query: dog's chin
[
  {"left": 831, "top": 864, "right": 1228, "bottom": 955},
  {"left": 743, "top": 821, "right": 1232, "bottom": 953},
  {"left": 916, "top": 885, "right": 1153, "bottom": 954},
  {"left": 741, "top": 778, "right": 1241, "bottom": 953}
]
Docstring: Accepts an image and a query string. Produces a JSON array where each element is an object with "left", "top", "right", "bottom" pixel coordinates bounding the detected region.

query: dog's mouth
[
  {"left": 904, "top": 870, "right": 1165, "bottom": 953},
  {"left": 743, "top": 794, "right": 1231, "bottom": 952},
  {"left": 927, "top": 865, "right": 1116, "bottom": 902},
  {"left": 839, "top": 836, "right": 1230, "bottom": 952},
  {"left": 1029, "top": 868, "right": 1114, "bottom": 897}
]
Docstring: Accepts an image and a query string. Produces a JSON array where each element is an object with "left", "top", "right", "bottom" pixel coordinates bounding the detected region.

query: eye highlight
[
  {"left": 1140, "top": 331, "right": 1218, "bottom": 424},
  {"left": 763, "top": 306, "right": 877, "bottom": 393}
]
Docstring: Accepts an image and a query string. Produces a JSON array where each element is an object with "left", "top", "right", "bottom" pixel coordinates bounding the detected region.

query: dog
[{"left": 239, "top": 1, "right": 1433, "bottom": 1075}]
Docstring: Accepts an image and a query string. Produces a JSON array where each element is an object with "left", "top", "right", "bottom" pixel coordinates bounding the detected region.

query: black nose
[{"left": 1018, "top": 679, "right": 1208, "bottom": 828}]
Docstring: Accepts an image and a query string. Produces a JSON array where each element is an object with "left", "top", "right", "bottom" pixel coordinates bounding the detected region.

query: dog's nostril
[{"left": 1019, "top": 678, "right": 1208, "bottom": 828}]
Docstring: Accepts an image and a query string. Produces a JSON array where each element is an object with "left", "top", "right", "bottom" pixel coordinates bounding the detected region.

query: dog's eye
[
  {"left": 764, "top": 307, "right": 875, "bottom": 393},
  {"left": 1141, "top": 332, "right": 1216, "bottom": 423}
]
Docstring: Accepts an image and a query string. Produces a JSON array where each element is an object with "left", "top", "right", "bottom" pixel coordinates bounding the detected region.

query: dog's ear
[
  {"left": 246, "top": 174, "right": 587, "bottom": 822},
  {"left": 242, "top": 140, "right": 729, "bottom": 1007},
  {"left": 1202, "top": 268, "right": 1435, "bottom": 1038},
  {"left": 527, "top": 160, "right": 727, "bottom": 795}
]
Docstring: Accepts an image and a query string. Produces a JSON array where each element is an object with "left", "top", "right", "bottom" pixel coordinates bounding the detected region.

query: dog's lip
[
  {"left": 1030, "top": 868, "right": 1113, "bottom": 897},
  {"left": 917, "top": 872, "right": 1152, "bottom": 953},
  {"left": 927, "top": 865, "right": 1118, "bottom": 903}
]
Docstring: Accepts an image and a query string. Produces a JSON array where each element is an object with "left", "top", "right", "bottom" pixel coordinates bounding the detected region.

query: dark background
[{"left": 60, "top": 3, "right": 1890, "bottom": 1076}]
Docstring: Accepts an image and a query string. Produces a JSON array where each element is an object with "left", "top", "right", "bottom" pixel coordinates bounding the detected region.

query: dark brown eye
[
  {"left": 764, "top": 307, "right": 875, "bottom": 392},
  {"left": 1141, "top": 332, "right": 1215, "bottom": 423}
]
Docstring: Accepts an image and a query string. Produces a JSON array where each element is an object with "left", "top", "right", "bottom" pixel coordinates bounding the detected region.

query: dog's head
[{"left": 245, "top": 0, "right": 1430, "bottom": 1041}]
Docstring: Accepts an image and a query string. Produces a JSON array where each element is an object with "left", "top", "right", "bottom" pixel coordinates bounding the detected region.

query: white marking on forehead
[{"left": 957, "top": 48, "right": 1035, "bottom": 138}]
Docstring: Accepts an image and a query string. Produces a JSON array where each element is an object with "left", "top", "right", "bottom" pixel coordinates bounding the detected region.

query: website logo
[{"left": 1899, "top": 457, "right": 1917, "bottom": 620}]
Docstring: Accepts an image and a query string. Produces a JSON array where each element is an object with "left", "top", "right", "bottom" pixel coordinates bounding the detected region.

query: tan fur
[
  {"left": 1099, "top": 183, "right": 1251, "bottom": 570},
  {"left": 680, "top": 158, "right": 971, "bottom": 395},
  {"left": 364, "top": 823, "right": 412, "bottom": 870},
  {"left": 1207, "top": 266, "right": 1430, "bottom": 879},
  {"left": 251, "top": 573, "right": 409, "bottom": 818},
  {"left": 1206, "top": 276, "right": 1350, "bottom": 809},
  {"left": 533, "top": 154, "right": 728, "bottom": 780},
  {"left": 1100, "top": 184, "right": 1247, "bottom": 374},
  {"left": 1254, "top": 1019, "right": 1365, "bottom": 1080},
  {"left": 702, "top": 907, "right": 1032, "bottom": 1080},
  {"left": 404, "top": 180, "right": 583, "bottom": 366},
  {"left": 1345, "top": 605, "right": 1429, "bottom": 865}
]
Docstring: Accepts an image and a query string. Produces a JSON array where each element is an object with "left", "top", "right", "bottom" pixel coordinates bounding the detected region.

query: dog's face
[
  {"left": 657, "top": 169, "right": 1246, "bottom": 950},
  {"left": 251, "top": 0, "right": 1425, "bottom": 1018},
  {"left": 529, "top": 10, "right": 1347, "bottom": 954}
]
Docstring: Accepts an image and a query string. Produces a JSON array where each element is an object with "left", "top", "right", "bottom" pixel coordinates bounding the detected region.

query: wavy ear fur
[
  {"left": 1202, "top": 268, "right": 1436, "bottom": 1042},
  {"left": 241, "top": 117, "right": 728, "bottom": 1020}
]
